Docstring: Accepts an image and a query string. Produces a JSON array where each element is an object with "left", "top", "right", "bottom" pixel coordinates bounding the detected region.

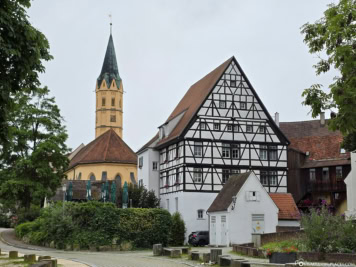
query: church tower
[{"left": 95, "top": 31, "right": 123, "bottom": 138}]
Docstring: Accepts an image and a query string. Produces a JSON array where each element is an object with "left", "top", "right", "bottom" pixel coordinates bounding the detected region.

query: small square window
[
  {"left": 200, "top": 122, "right": 207, "bottom": 130},
  {"left": 197, "top": 209, "right": 204, "bottom": 219},
  {"left": 233, "top": 125, "right": 239, "bottom": 132},
  {"left": 259, "top": 126, "right": 265, "bottom": 133},
  {"left": 227, "top": 124, "right": 232, "bottom": 131},
  {"left": 230, "top": 80, "right": 236, "bottom": 87},
  {"left": 219, "top": 100, "right": 226, "bottom": 108},
  {"left": 110, "top": 115, "right": 116, "bottom": 122},
  {"left": 246, "top": 125, "right": 253, "bottom": 133},
  {"left": 214, "top": 123, "right": 220, "bottom": 130},
  {"left": 240, "top": 102, "right": 247, "bottom": 110}
]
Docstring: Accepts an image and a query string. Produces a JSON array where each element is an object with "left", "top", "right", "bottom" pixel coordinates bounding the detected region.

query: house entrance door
[
  {"left": 220, "top": 215, "right": 227, "bottom": 246},
  {"left": 210, "top": 216, "right": 216, "bottom": 245}
]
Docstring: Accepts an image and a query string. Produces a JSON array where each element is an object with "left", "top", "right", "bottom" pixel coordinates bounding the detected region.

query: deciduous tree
[{"left": 301, "top": 0, "right": 356, "bottom": 150}]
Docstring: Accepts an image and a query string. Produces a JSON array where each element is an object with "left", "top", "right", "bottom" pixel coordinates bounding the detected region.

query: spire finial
[{"left": 109, "top": 14, "right": 112, "bottom": 35}]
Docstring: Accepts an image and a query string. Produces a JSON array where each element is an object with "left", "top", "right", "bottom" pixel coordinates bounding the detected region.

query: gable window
[
  {"left": 309, "top": 169, "right": 316, "bottom": 182},
  {"left": 232, "top": 144, "right": 240, "bottom": 159},
  {"left": 246, "top": 125, "right": 253, "bottom": 133},
  {"left": 233, "top": 125, "right": 239, "bottom": 132},
  {"left": 139, "top": 157, "right": 143, "bottom": 168},
  {"left": 230, "top": 80, "right": 236, "bottom": 87},
  {"left": 111, "top": 98, "right": 115, "bottom": 106},
  {"left": 269, "top": 171, "right": 278, "bottom": 186},
  {"left": 322, "top": 167, "right": 329, "bottom": 181},
  {"left": 193, "top": 168, "right": 203, "bottom": 183},
  {"left": 200, "top": 122, "right": 207, "bottom": 130},
  {"left": 222, "top": 143, "right": 230, "bottom": 158},
  {"left": 152, "top": 161, "right": 158, "bottom": 171},
  {"left": 102, "top": 97, "right": 106, "bottom": 106},
  {"left": 260, "top": 171, "right": 268, "bottom": 186},
  {"left": 194, "top": 142, "right": 203, "bottom": 157},
  {"left": 110, "top": 115, "right": 116, "bottom": 122},
  {"left": 240, "top": 102, "right": 247, "bottom": 110},
  {"left": 214, "top": 123, "right": 220, "bottom": 130},
  {"left": 336, "top": 166, "right": 343, "bottom": 180},
  {"left": 222, "top": 169, "right": 230, "bottom": 184},
  {"left": 219, "top": 100, "right": 226, "bottom": 108},
  {"left": 246, "top": 191, "right": 260, "bottom": 202},
  {"left": 227, "top": 124, "right": 233, "bottom": 131},
  {"left": 258, "top": 126, "right": 265, "bottom": 133},
  {"left": 269, "top": 146, "right": 278, "bottom": 160},
  {"left": 260, "top": 145, "right": 268, "bottom": 160},
  {"left": 197, "top": 209, "right": 204, "bottom": 219}
]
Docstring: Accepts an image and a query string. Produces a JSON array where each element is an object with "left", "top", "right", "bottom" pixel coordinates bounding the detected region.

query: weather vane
[{"left": 109, "top": 14, "right": 112, "bottom": 34}]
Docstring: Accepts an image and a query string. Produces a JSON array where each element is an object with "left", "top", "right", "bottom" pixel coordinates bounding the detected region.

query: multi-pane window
[
  {"left": 222, "top": 169, "right": 230, "bottom": 184},
  {"left": 259, "top": 126, "right": 265, "bottom": 133},
  {"left": 222, "top": 143, "right": 230, "bottom": 158},
  {"left": 232, "top": 144, "right": 239, "bottom": 159},
  {"left": 152, "top": 161, "right": 158, "bottom": 171},
  {"left": 200, "top": 122, "right": 207, "bottom": 130},
  {"left": 102, "top": 97, "right": 106, "bottom": 106},
  {"left": 227, "top": 124, "right": 233, "bottom": 131},
  {"left": 336, "top": 166, "right": 343, "bottom": 180},
  {"left": 260, "top": 145, "right": 268, "bottom": 160},
  {"left": 233, "top": 125, "right": 239, "bottom": 132},
  {"left": 194, "top": 142, "right": 203, "bottom": 157},
  {"left": 139, "top": 157, "right": 143, "bottom": 168},
  {"left": 322, "top": 167, "right": 329, "bottom": 181},
  {"left": 165, "top": 173, "right": 169, "bottom": 186},
  {"left": 269, "top": 146, "right": 278, "bottom": 160},
  {"left": 240, "top": 102, "right": 247, "bottom": 110},
  {"left": 175, "top": 168, "right": 180, "bottom": 184},
  {"left": 219, "top": 100, "right": 226, "bottom": 108},
  {"left": 214, "top": 123, "right": 220, "bottom": 130},
  {"left": 309, "top": 169, "right": 316, "bottom": 182},
  {"left": 260, "top": 171, "right": 268, "bottom": 185},
  {"left": 193, "top": 168, "right": 203, "bottom": 183},
  {"left": 231, "top": 169, "right": 239, "bottom": 175},
  {"left": 230, "top": 80, "right": 236, "bottom": 87},
  {"left": 246, "top": 125, "right": 253, "bottom": 133},
  {"left": 111, "top": 98, "right": 115, "bottom": 106},
  {"left": 197, "top": 209, "right": 204, "bottom": 219},
  {"left": 110, "top": 115, "right": 116, "bottom": 122},
  {"left": 269, "top": 171, "right": 277, "bottom": 186}
]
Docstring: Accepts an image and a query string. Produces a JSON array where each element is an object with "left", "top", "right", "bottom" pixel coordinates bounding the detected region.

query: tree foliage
[
  {"left": 0, "top": 0, "right": 52, "bottom": 145},
  {"left": 118, "top": 184, "right": 160, "bottom": 208},
  {"left": 0, "top": 87, "right": 69, "bottom": 210},
  {"left": 301, "top": 0, "right": 356, "bottom": 150},
  {"left": 169, "top": 212, "right": 186, "bottom": 246}
]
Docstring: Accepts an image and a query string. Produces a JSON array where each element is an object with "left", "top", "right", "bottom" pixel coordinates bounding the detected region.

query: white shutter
[{"left": 256, "top": 191, "right": 261, "bottom": 202}]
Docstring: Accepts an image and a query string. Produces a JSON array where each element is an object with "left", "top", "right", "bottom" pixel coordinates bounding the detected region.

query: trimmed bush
[
  {"left": 15, "top": 201, "right": 172, "bottom": 249},
  {"left": 169, "top": 212, "right": 186, "bottom": 246}
]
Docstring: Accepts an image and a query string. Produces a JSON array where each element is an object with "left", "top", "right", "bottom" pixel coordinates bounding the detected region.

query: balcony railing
[{"left": 307, "top": 180, "right": 346, "bottom": 193}]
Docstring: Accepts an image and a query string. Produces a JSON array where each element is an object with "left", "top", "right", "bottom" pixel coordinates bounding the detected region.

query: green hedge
[{"left": 15, "top": 201, "right": 172, "bottom": 249}]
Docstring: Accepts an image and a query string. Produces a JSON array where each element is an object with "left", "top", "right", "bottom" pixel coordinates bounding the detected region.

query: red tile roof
[
  {"left": 280, "top": 120, "right": 349, "bottom": 161},
  {"left": 269, "top": 193, "right": 300, "bottom": 220},
  {"left": 68, "top": 129, "right": 137, "bottom": 170}
]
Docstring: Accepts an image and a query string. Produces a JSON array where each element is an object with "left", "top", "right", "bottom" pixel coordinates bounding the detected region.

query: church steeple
[
  {"left": 97, "top": 34, "right": 121, "bottom": 88},
  {"left": 95, "top": 31, "right": 124, "bottom": 139}
]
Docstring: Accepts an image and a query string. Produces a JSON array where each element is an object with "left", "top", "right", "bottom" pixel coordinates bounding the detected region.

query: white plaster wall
[
  {"left": 137, "top": 148, "right": 160, "bottom": 196},
  {"left": 161, "top": 191, "right": 218, "bottom": 241},
  {"left": 228, "top": 174, "right": 278, "bottom": 245},
  {"left": 345, "top": 152, "right": 356, "bottom": 218},
  {"left": 278, "top": 220, "right": 300, "bottom": 227}
]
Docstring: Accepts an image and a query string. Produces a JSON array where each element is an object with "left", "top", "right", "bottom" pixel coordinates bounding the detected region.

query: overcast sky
[{"left": 28, "top": 0, "right": 337, "bottom": 152}]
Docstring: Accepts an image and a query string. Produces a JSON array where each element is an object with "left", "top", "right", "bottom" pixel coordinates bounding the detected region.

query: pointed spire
[{"left": 97, "top": 31, "right": 121, "bottom": 88}]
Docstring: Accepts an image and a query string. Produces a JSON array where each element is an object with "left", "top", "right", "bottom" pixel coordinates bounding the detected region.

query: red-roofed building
[
  {"left": 269, "top": 193, "right": 301, "bottom": 231},
  {"left": 280, "top": 115, "right": 351, "bottom": 215}
]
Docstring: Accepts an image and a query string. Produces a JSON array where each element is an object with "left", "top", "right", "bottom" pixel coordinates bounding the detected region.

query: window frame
[
  {"left": 230, "top": 80, "right": 236, "bottom": 87},
  {"left": 197, "top": 209, "right": 204, "bottom": 219},
  {"left": 336, "top": 166, "right": 343, "bottom": 180},
  {"left": 260, "top": 145, "right": 268, "bottom": 160},
  {"left": 152, "top": 161, "right": 158, "bottom": 171},
  {"left": 269, "top": 171, "right": 278, "bottom": 186},
  {"left": 240, "top": 102, "right": 247, "bottom": 110},
  {"left": 246, "top": 125, "right": 253, "bottom": 133},
  {"left": 213, "top": 123, "right": 220, "bottom": 131},
  {"left": 222, "top": 143, "right": 231, "bottom": 158},
  {"left": 110, "top": 115, "right": 116, "bottom": 122},
  {"left": 231, "top": 144, "right": 240, "bottom": 159},
  {"left": 139, "top": 157, "right": 143, "bottom": 168},
  {"left": 102, "top": 97, "right": 106, "bottom": 106},
  {"left": 194, "top": 142, "right": 203, "bottom": 157},
  {"left": 193, "top": 168, "right": 203, "bottom": 183},
  {"left": 222, "top": 169, "right": 230, "bottom": 184},
  {"left": 219, "top": 100, "right": 226, "bottom": 109}
]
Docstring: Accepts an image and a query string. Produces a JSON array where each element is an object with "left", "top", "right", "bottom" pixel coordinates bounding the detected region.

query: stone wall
[{"left": 260, "top": 230, "right": 304, "bottom": 246}]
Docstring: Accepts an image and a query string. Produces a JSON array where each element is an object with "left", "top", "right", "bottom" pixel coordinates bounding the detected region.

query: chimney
[
  {"left": 320, "top": 112, "right": 325, "bottom": 126},
  {"left": 274, "top": 112, "right": 280, "bottom": 127}
]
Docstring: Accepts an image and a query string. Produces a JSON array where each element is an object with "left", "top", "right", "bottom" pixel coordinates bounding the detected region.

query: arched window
[
  {"left": 89, "top": 173, "right": 96, "bottom": 181},
  {"left": 77, "top": 172, "right": 82, "bottom": 180},
  {"left": 115, "top": 174, "right": 122, "bottom": 188}
]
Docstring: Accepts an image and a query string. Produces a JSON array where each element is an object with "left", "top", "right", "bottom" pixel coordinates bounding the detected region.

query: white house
[
  {"left": 269, "top": 193, "right": 300, "bottom": 230},
  {"left": 345, "top": 152, "right": 356, "bottom": 219},
  {"left": 136, "top": 56, "right": 289, "bottom": 239},
  {"left": 207, "top": 172, "right": 279, "bottom": 246}
]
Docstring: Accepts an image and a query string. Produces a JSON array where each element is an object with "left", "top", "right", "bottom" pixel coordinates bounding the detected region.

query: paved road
[{"left": 0, "top": 228, "right": 200, "bottom": 267}]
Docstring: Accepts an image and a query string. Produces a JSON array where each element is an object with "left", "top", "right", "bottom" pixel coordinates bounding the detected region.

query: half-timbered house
[{"left": 137, "top": 56, "right": 289, "bottom": 237}]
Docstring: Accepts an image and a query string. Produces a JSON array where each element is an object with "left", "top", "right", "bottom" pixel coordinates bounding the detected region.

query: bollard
[
  {"left": 9, "top": 251, "right": 18, "bottom": 259},
  {"left": 153, "top": 244, "right": 163, "bottom": 256},
  {"left": 24, "top": 254, "right": 36, "bottom": 262},
  {"left": 210, "top": 248, "right": 222, "bottom": 263},
  {"left": 231, "top": 259, "right": 249, "bottom": 267},
  {"left": 43, "top": 259, "right": 57, "bottom": 267},
  {"left": 170, "top": 249, "right": 181, "bottom": 258},
  {"left": 190, "top": 251, "right": 200, "bottom": 261},
  {"left": 38, "top": 256, "right": 51, "bottom": 261},
  {"left": 202, "top": 252, "right": 210, "bottom": 263}
]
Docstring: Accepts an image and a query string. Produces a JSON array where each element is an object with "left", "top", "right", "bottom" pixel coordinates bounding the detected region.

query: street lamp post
[{"left": 62, "top": 184, "right": 66, "bottom": 217}]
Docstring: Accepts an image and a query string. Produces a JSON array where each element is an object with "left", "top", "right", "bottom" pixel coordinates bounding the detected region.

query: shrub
[
  {"left": 0, "top": 213, "right": 10, "bottom": 228},
  {"left": 16, "top": 205, "right": 41, "bottom": 225},
  {"left": 169, "top": 212, "right": 186, "bottom": 246},
  {"left": 15, "top": 201, "right": 172, "bottom": 249}
]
